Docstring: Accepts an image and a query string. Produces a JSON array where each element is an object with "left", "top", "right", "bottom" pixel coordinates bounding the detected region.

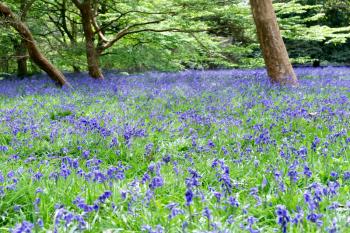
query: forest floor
[{"left": 0, "top": 67, "right": 350, "bottom": 232}]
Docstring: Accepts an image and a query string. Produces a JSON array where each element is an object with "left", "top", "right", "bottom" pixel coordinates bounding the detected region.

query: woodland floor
[{"left": 1, "top": 67, "right": 350, "bottom": 232}]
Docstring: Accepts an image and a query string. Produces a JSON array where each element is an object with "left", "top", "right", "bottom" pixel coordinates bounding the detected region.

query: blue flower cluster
[{"left": 1, "top": 67, "right": 350, "bottom": 232}]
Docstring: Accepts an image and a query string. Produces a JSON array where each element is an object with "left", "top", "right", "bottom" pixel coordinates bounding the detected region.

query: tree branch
[
  {"left": 91, "top": 14, "right": 108, "bottom": 42},
  {"left": 71, "top": 0, "right": 83, "bottom": 9},
  {"left": 20, "top": 0, "right": 36, "bottom": 20},
  {"left": 98, "top": 18, "right": 168, "bottom": 51}
]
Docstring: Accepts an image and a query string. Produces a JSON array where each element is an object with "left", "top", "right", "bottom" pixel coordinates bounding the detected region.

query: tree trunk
[
  {"left": 0, "top": 3, "right": 71, "bottom": 87},
  {"left": 72, "top": 65, "right": 81, "bottom": 73},
  {"left": 15, "top": 39, "right": 28, "bottom": 77},
  {"left": 250, "top": 0, "right": 298, "bottom": 85},
  {"left": 75, "top": 0, "right": 104, "bottom": 79},
  {"left": 0, "top": 57, "right": 9, "bottom": 73}
]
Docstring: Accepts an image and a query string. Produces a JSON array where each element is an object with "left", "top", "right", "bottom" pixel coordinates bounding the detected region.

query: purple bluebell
[
  {"left": 344, "top": 171, "right": 350, "bottom": 180},
  {"left": 303, "top": 165, "right": 312, "bottom": 178},
  {"left": 203, "top": 206, "right": 212, "bottom": 220},
  {"left": 10, "top": 221, "right": 34, "bottom": 233},
  {"left": 307, "top": 212, "right": 323, "bottom": 226},
  {"left": 149, "top": 176, "right": 164, "bottom": 190},
  {"left": 166, "top": 202, "right": 184, "bottom": 220},
  {"left": 98, "top": 190, "right": 112, "bottom": 203},
  {"left": 185, "top": 189, "right": 193, "bottom": 206},
  {"left": 228, "top": 196, "right": 240, "bottom": 207},
  {"left": 276, "top": 205, "right": 290, "bottom": 233}
]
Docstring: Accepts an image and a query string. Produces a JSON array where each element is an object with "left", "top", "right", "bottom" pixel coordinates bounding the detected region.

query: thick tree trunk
[
  {"left": 74, "top": 0, "right": 104, "bottom": 79},
  {"left": 250, "top": 0, "right": 298, "bottom": 85},
  {"left": 0, "top": 3, "right": 70, "bottom": 87},
  {"left": 15, "top": 39, "right": 28, "bottom": 77}
]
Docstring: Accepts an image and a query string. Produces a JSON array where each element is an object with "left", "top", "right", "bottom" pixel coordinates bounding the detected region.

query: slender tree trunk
[
  {"left": 74, "top": 0, "right": 104, "bottom": 79},
  {"left": 250, "top": 0, "right": 298, "bottom": 85},
  {"left": 0, "top": 57, "right": 9, "bottom": 73},
  {"left": 15, "top": 39, "right": 28, "bottom": 77},
  {"left": 0, "top": 3, "right": 70, "bottom": 87},
  {"left": 72, "top": 64, "right": 81, "bottom": 73},
  {"left": 60, "top": 0, "right": 81, "bottom": 73}
]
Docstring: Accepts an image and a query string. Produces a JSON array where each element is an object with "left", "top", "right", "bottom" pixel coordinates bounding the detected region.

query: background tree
[
  {"left": 43, "top": 0, "right": 82, "bottom": 72},
  {"left": 11, "top": 0, "right": 35, "bottom": 77},
  {"left": 70, "top": 0, "right": 224, "bottom": 79},
  {"left": 0, "top": 2, "right": 70, "bottom": 86},
  {"left": 275, "top": 0, "right": 350, "bottom": 65},
  {"left": 249, "top": 0, "right": 298, "bottom": 85},
  {"left": 1, "top": 0, "right": 349, "bottom": 79}
]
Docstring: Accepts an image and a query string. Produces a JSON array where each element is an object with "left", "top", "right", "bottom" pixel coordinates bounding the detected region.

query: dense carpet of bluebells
[{"left": 1, "top": 67, "right": 350, "bottom": 233}]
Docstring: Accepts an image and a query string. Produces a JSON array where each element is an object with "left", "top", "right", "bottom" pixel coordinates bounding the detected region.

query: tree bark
[
  {"left": 0, "top": 3, "right": 71, "bottom": 87},
  {"left": 15, "top": 39, "right": 28, "bottom": 77},
  {"left": 73, "top": 0, "right": 104, "bottom": 79},
  {"left": 250, "top": 0, "right": 298, "bottom": 85},
  {"left": 15, "top": 1, "right": 30, "bottom": 77},
  {"left": 0, "top": 57, "right": 9, "bottom": 73}
]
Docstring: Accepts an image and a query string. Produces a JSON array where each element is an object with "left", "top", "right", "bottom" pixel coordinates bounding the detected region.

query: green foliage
[
  {"left": 274, "top": 0, "right": 350, "bottom": 64},
  {"left": 0, "top": 0, "right": 349, "bottom": 75}
]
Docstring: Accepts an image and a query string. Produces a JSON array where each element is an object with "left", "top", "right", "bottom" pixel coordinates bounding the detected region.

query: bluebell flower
[
  {"left": 13, "top": 205, "right": 21, "bottom": 212},
  {"left": 34, "top": 198, "right": 40, "bottom": 212},
  {"left": 142, "top": 172, "right": 150, "bottom": 184},
  {"left": 185, "top": 168, "right": 201, "bottom": 188},
  {"left": 37, "top": 218, "right": 44, "bottom": 228},
  {"left": 73, "top": 196, "right": 94, "bottom": 213},
  {"left": 36, "top": 188, "right": 43, "bottom": 193},
  {"left": 144, "top": 143, "right": 154, "bottom": 157},
  {"left": 298, "top": 146, "right": 308, "bottom": 158},
  {"left": 208, "top": 139, "right": 215, "bottom": 148},
  {"left": 228, "top": 196, "right": 240, "bottom": 207},
  {"left": 7, "top": 170, "right": 15, "bottom": 178},
  {"left": 328, "top": 181, "right": 340, "bottom": 196},
  {"left": 166, "top": 202, "right": 184, "bottom": 220},
  {"left": 149, "top": 176, "right": 164, "bottom": 190},
  {"left": 292, "top": 207, "right": 304, "bottom": 225},
  {"left": 54, "top": 207, "right": 87, "bottom": 230},
  {"left": 143, "top": 188, "right": 154, "bottom": 205},
  {"left": 261, "top": 177, "right": 268, "bottom": 188},
  {"left": 311, "top": 137, "right": 320, "bottom": 152},
  {"left": 162, "top": 155, "right": 171, "bottom": 163},
  {"left": 303, "top": 165, "right": 312, "bottom": 178},
  {"left": 98, "top": 190, "right": 112, "bottom": 203},
  {"left": 0, "top": 145, "right": 8, "bottom": 152},
  {"left": 203, "top": 206, "right": 212, "bottom": 220},
  {"left": 226, "top": 215, "right": 235, "bottom": 224},
  {"left": 276, "top": 205, "right": 290, "bottom": 233},
  {"left": 33, "top": 172, "right": 43, "bottom": 181},
  {"left": 110, "top": 137, "right": 119, "bottom": 148},
  {"left": 304, "top": 191, "right": 317, "bottom": 210},
  {"left": 213, "top": 191, "right": 221, "bottom": 203},
  {"left": 326, "top": 218, "right": 337, "bottom": 233},
  {"left": 173, "top": 161, "right": 179, "bottom": 175},
  {"left": 307, "top": 212, "right": 323, "bottom": 226},
  {"left": 141, "top": 224, "right": 164, "bottom": 233},
  {"left": 330, "top": 171, "right": 338, "bottom": 179},
  {"left": 328, "top": 202, "right": 340, "bottom": 210},
  {"left": 182, "top": 221, "right": 188, "bottom": 231},
  {"left": 148, "top": 163, "right": 155, "bottom": 173},
  {"left": 82, "top": 150, "right": 90, "bottom": 159},
  {"left": 343, "top": 171, "right": 350, "bottom": 180},
  {"left": 59, "top": 165, "right": 71, "bottom": 179},
  {"left": 185, "top": 189, "right": 193, "bottom": 206},
  {"left": 0, "top": 172, "right": 4, "bottom": 183},
  {"left": 10, "top": 221, "right": 34, "bottom": 233}
]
